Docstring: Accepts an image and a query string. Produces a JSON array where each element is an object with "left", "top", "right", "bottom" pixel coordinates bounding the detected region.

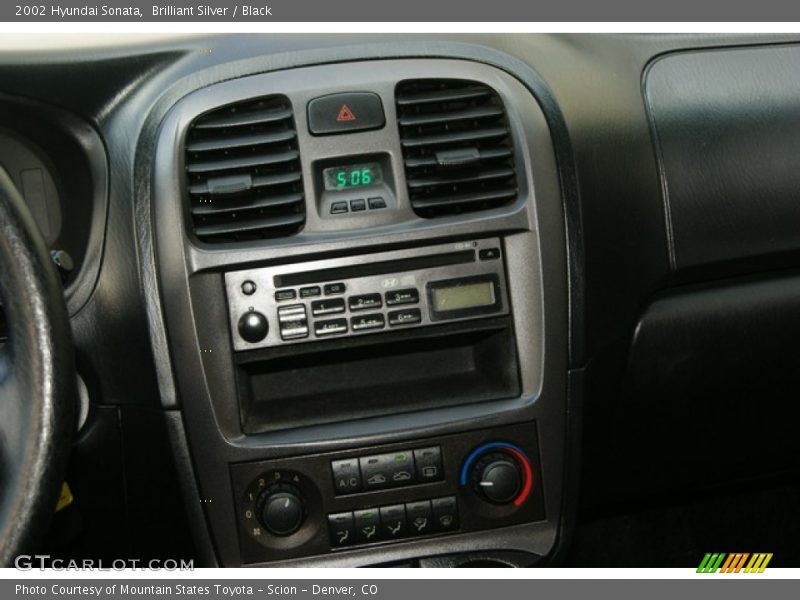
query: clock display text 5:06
[{"left": 323, "top": 162, "right": 384, "bottom": 191}]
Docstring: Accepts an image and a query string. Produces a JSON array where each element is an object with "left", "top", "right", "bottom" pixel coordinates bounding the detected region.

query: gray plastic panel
[{"left": 152, "top": 58, "right": 567, "bottom": 567}]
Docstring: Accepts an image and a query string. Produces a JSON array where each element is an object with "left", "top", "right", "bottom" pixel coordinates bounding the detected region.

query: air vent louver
[
  {"left": 396, "top": 80, "right": 518, "bottom": 218},
  {"left": 185, "top": 95, "right": 305, "bottom": 242}
]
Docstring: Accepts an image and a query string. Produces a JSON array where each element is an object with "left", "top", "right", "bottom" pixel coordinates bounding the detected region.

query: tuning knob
[
  {"left": 257, "top": 483, "right": 305, "bottom": 536},
  {"left": 462, "top": 442, "right": 534, "bottom": 507},
  {"left": 238, "top": 310, "right": 268, "bottom": 343}
]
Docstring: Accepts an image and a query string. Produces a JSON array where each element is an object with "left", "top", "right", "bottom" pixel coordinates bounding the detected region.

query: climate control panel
[{"left": 230, "top": 423, "right": 545, "bottom": 564}]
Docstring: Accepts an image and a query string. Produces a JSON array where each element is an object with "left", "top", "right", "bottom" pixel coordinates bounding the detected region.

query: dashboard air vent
[
  {"left": 185, "top": 95, "right": 305, "bottom": 242},
  {"left": 396, "top": 79, "right": 518, "bottom": 218}
]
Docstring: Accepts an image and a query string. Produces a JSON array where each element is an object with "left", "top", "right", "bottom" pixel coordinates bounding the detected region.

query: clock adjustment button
[{"left": 330, "top": 201, "right": 349, "bottom": 215}]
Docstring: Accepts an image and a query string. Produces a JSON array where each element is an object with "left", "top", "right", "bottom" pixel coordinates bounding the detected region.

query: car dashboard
[{"left": 1, "top": 33, "right": 799, "bottom": 567}]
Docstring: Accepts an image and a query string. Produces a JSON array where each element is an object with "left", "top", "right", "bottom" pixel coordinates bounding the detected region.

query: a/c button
[{"left": 331, "top": 458, "right": 361, "bottom": 495}]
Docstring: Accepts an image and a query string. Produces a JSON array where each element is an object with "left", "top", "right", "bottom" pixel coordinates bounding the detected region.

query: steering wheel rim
[{"left": 0, "top": 167, "right": 75, "bottom": 566}]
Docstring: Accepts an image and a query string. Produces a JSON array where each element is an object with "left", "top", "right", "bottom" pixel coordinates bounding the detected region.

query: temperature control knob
[
  {"left": 472, "top": 453, "right": 522, "bottom": 504},
  {"left": 257, "top": 483, "right": 305, "bottom": 536},
  {"left": 461, "top": 442, "right": 534, "bottom": 507}
]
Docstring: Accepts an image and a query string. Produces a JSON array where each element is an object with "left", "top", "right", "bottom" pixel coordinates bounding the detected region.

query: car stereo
[{"left": 225, "top": 237, "right": 509, "bottom": 351}]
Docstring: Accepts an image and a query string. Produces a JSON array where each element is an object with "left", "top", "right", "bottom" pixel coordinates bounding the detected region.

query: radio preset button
[
  {"left": 311, "top": 298, "right": 346, "bottom": 316},
  {"left": 274, "top": 289, "right": 296, "bottom": 302},
  {"left": 351, "top": 313, "right": 385, "bottom": 332},
  {"left": 278, "top": 304, "right": 309, "bottom": 340},
  {"left": 388, "top": 308, "right": 422, "bottom": 327},
  {"left": 324, "top": 282, "right": 346, "bottom": 295},
  {"left": 300, "top": 286, "right": 322, "bottom": 299},
  {"left": 349, "top": 294, "right": 382, "bottom": 311},
  {"left": 405, "top": 500, "right": 433, "bottom": 536},
  {"left": 279, "top": 324, "right": 308, "bottom": 340},
  {"left": 331, "top": 458, "right": 362, "bottom": 495},
  {"left": 413, "top": 446, "right": 443, "bottom": 482},
  {"left": 278, "top": 304, "right": 306, "bottom": 321},
  {"left": 314, "top": 318, "right": 348, "bottom": 337},
  {"left": 385, "top": 288, "right": 419, "bottom": 306},
  {"left": 328, "top": 512, "right": 355, "bottom": 547}
]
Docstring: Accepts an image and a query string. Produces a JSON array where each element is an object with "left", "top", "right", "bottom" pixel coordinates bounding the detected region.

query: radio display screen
[
  {"left": 431, "top": 280, "right": 496, "bottom": 313},
  {"left": 323, "top": 162, "right": 383, "bottom": 191}
]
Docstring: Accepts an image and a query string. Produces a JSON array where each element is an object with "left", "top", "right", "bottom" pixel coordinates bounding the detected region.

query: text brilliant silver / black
[{"left": 153, "top": 5, "right": 274, "bottom": 16}]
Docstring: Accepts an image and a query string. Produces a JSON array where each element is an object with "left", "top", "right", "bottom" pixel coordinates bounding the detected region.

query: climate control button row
[
  {"left": 331, "top": 446, "right": 443, "bottom": 495},
  {"left": 328, "top": 496, "right": 458, "bottom": 548}
]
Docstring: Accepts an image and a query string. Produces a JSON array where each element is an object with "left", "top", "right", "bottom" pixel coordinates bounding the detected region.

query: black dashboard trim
[{"left": 0, "top": 92, "right": 109, "bottom": 318}]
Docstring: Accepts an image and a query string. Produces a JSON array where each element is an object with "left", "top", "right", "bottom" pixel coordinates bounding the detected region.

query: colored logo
[{"left": 697, "top": 553, "right": 773, "bottom": 573}]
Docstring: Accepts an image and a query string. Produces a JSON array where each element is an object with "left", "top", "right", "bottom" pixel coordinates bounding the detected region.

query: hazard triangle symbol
[{"left": 336, "top": 104, "right": 357, "bottom": 122}]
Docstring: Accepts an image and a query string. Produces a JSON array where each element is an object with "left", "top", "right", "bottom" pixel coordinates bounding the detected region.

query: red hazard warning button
[
  {"left": 308, "top": 92, "right": 385, "bottom": 135},
  {"left": 336, "top": 104, "right": 357, "bottom": 122}
]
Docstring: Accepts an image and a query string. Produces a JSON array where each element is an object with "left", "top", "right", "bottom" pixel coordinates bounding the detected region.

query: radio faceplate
[{"left": 224, "top": 237, "right": 509, "bottom": 351}]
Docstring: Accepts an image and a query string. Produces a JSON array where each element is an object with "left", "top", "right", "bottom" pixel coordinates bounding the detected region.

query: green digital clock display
[{"left": 323, "top": 162, "right": 383, "bottom": 191}]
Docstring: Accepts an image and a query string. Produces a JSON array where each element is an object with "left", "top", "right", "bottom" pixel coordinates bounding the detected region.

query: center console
[{"left": 151, "top": 57, "right": 569, "bottom": 566}]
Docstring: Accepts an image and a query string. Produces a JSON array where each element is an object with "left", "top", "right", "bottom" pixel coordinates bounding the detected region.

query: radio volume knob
[{"left": 238, "top": 310, "right": 269, "bottom": 343}]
